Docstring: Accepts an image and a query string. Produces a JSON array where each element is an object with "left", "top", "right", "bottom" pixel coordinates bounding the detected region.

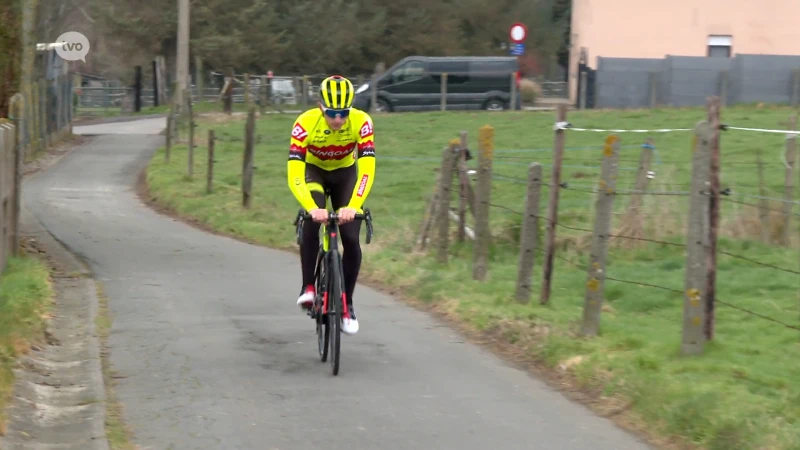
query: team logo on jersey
[
  {"left": 359, "top": 121, "right": 373, "bottom": 139},
  {"left": 291, "top": 123, "right": 308, "bottom": 142}
]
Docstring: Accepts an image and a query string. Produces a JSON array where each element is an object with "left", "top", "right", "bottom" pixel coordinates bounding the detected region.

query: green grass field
[
  {"left": 145, "top": 105, "right": 800, "bottom": 449},
  {"left": 0, "top": 255, "right": 54, "bottom": 433}
]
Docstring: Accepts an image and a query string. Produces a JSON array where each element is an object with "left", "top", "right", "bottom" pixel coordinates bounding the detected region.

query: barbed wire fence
[{"left": 415, "top": 99, "right": 799, "bottom": 356}]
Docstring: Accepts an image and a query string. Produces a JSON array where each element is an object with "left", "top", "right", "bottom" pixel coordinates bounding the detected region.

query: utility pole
[{"left": 175, "top": 0, "right": 189, "bottom": 109}]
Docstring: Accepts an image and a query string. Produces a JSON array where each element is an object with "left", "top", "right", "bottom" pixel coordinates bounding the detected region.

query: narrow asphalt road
[{"left": 22, "top": 119, "right": 652, "bottom": 450}]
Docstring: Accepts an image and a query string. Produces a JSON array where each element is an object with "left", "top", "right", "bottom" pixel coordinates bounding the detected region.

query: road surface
[{"left": 22, "top": 118, "right": 651, "bottom": 449}]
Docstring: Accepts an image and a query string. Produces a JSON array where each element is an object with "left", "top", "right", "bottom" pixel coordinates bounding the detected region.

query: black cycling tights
[{"left": 301, "top": 192, "right": 362, "bottom": 306}]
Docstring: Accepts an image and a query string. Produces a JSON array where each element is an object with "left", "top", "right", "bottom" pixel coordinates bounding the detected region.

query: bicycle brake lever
[
  {"left": 295, "top": 221, "right": 303, "bottom": 246},
  {"left": 293, "top": 209, "right": 304, "bottom": 226}
]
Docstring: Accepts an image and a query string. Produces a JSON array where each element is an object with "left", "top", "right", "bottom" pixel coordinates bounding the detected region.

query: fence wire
[
  {"left": 537, "top": 247, "right": 800, "bottom": 332},
  {"left": 461, "top": 119, "right": 800, "bottom": 335}
]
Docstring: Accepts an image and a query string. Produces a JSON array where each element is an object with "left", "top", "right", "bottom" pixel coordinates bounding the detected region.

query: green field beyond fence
[{"left": 146, "top": 100, "right": 800, "bottom": 449}]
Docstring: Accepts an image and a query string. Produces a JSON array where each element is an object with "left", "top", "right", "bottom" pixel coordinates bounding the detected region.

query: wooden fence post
[
  {"left": 10, "top": 94, "right": 23, "bottom": 257},
  {"left": 185, "top": 88, "right": 194, "bottom": 178},
  {"left": 370, "top": 73, "right": 378, "bottom": 113},
  {"left": 260, "top": 75, "right": 268, "bottom": 115},
  {"left": 134, "top": 65, "right": 142, "bottom": 112},
  {"left": 617, "top": 138, "right": 653, "bottom": 243},
  {"left": 195, "top": 56, "right": 203, "bottom": 104},
  {"left": 514, "top": 162, "right": 543, "bottom": 303},
  {"left": 440, "top": 73, "right": 448, "bottom": 111},
  {"left": 0, "top": 123, "right": 13, "bottom": 260},
  {"left": 437, "top": 141, "right": 458, "bottom": 263},
  {"left": 705, "top": 96, "right": 721, "bottom": 342},
  {"left": 244, "top": 73, "right": 251, "bottom": 106},
  {"left": 780, "top": 115, "right": 797, "bottom": 246},
  {"left": 302, "top": 75, "right": 309, "bottom": 107},
  {"left": 39, "top": 80, "right": 47, "bottom": 151},
  {"left": 417, "top": 160, "right": 444, "bottom": 251},
  {"left": 581, "top": 135, "right": 621, "bottom": 336},
  {"left": 457, "top": 131, "right": 469, "bottom": 242},
  {"left": 0, "top": 125, "right": 7, "bottom": 270},
  {"left": 472, "top": 125, "right": 494, "bottom": 281},
  {"left": 165, "top": 112, "right": 172, "bottom": 162},
  {"left": 682, "top": 120, "right": 712, "bottom": 356},
  {"left": 510, "top": 72, "right": 517, "bottom": 110},
  {"left": 223, "top": 68, "right": 234, "bottom": 114},
  {"left": 207, "top": 129, "right": 215, "bottom": 194},
  {"left": 756, "top": 148, "right": 769, "bottom": 243},
  {"left": 541, "top": 104, "right": 567, "bottom": 304},
  {"left": 31, "top": 81, "right": 39, "bottom": 153},
  {"left": 242, "top": 105, "right": 256, "bottom": 208}
]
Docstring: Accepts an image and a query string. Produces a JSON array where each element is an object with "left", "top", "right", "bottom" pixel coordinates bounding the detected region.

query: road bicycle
[{"left": 294, "top": 199, "right": 373, "bottom": 376}]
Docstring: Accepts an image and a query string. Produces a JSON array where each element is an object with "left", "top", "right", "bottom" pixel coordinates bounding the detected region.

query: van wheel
[
  {"left": 374, "top": 99, "right": 391, "bottom": 112},
  {"left": 483, "top": 98, "right": 505, "bottom": 111}
]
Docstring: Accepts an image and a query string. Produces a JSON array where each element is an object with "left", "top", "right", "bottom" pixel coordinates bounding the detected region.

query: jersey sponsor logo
[
  {"left": 289, "top": 143, "right": 306, "bottom": 161},
  {"left": 291, "top": 123, "right": 308, "bottom": 141},
  {"left": 358, "top": 147, "right": 375, "bottom": 158},
  {"left": 359, "top": 121, "right": 373, "bottom": 139},
  {"left": 308, "top": 144, "right": 355, "bottom": 161},
  {"left": 356, "top": 174, "right": 369, "bottom": 197}
]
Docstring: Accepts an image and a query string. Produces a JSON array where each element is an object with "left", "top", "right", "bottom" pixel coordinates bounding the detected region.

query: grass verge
[
  {"left": 144, "top": 105, "right": 800, "bottom": 450},
  {"left": 94, "top": 282, "right": 138, "bottom": 450},
  {"left": 0, "top": 255, "right": 54, "bottom": 434}
]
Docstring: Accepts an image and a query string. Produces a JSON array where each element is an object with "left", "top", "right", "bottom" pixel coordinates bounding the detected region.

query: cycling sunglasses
[{"left": 322, "top": 106, "right": 350, "bottom": 118}]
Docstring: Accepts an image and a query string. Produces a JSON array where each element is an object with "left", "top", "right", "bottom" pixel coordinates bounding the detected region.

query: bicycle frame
[
  {"left": 319, "top": 217, "right": 341, "bottom": 317},
  {"left": 320, "top": 215, "right": 336, "bottom": 254},
  {"left": 294, "top": 198, "right": 373, "bottom": 317}
]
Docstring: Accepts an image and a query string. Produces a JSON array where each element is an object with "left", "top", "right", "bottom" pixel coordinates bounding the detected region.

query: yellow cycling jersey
[{"left": 287, "top": 107, "right": 376, "bottom": 212}]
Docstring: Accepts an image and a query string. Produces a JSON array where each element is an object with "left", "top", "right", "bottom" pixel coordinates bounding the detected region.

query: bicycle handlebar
[
  {"left": 294, "top": 208, "right": 374, "bottom": 245},
  {"left": 298, "top": 212, "right": 366, "bottom": 222}
]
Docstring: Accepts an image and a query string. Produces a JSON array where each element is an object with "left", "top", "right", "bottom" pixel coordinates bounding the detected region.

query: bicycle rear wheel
[{"left": 328, "top": 250, "right": 344, "bottom": 375}]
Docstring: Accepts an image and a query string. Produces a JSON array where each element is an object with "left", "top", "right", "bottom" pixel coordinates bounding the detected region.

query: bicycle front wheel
[{"left": 328, "top": 251, "right": 344, "bottom": 376}]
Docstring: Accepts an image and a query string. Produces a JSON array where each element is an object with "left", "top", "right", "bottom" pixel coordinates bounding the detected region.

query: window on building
[{"left": 707, "top": 35, "right": 732, "bottom": 57}]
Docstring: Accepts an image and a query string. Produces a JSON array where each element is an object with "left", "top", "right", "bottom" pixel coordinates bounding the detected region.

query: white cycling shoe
[
  {"left": 296, "top": 285, "right": 315, "bottom": 309},
  {"left": 342, "top": 316, "right": 359, "bottom": 335}
]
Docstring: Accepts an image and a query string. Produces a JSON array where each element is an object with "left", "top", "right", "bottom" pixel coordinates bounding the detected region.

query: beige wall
[{"left": 568, "top": 0, "right": 800, "bottom": 102}]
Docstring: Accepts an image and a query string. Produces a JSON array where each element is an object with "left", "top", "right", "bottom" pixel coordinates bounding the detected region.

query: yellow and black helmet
[{"left": 319, "top": 75, "right": 354, "bottom": 110}]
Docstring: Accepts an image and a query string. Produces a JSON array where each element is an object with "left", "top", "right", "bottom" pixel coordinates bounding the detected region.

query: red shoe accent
[
  {"left": 342, "top": 293, "right": 349, "bottom": 319},
  {"left": 299, "top": 285, "right": 315, "bottom": 309}
]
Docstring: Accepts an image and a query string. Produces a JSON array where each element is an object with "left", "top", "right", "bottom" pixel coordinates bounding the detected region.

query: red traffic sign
[{"left": 509, "top": 23, "right": 527, "bottom": 43}]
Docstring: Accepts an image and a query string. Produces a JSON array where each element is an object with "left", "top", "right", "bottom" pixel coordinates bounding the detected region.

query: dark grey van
[{"left": 352, "top": 56, "right": 521, "bottom": 112}]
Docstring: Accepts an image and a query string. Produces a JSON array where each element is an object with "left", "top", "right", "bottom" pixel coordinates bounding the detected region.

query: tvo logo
[{"left": 54, "top": 31, "right": 90, "bottom": 62}]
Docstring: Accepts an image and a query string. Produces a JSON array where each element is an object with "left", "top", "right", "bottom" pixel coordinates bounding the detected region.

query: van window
[
  {"left": 389, "top": 60, "right": 426, "bottom": 84},
  {"left": 430, "top": 61, "right": 469, "bottom": 85}
]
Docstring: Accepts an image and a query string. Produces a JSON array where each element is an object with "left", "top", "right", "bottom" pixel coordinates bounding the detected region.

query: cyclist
[{"left": 287, "top": 75, "right": 376, "bottom": 336}]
